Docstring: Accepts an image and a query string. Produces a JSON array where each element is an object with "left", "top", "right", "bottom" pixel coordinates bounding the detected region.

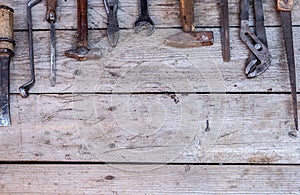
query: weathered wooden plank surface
[
  {"left": 2, "top": 0, "right": 300, "bottom": 30},
  {"left": 1, "top": 94, "right": 299, "bottom": 163},
  {"left": 0, "top": 164, "right": 299, "bottom": 194},
  {"left": 10, "top": 27, "right": 300, "bottom": 93}
]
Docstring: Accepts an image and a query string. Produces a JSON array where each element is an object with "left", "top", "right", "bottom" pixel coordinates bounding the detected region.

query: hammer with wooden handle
[
  {"left": 164, "top": 0, "right": 214, "bottom": 48},
  {"left": 65, "top": 0, "right": 101, "bottom": 61},
  {"left": 0, "top": 5, "right": 15, "bottom": 126}
]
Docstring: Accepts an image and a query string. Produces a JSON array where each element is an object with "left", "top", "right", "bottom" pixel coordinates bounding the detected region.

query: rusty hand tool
[
  {"left": 104, "top": 0, "right": 119, "bottom": 47},
  {"left": 0, "top": 5, "right": 15, "bottom": 126},
  {"left": 134, "top": 0, "right": 155, "bottom": 36},
  {"left": 46, "top": 0, "right": 58, "bottom": 87},
  {"left": 240, "top": 0, "right": 271, "bottom": 78},
  {"left": 19, "top": 0, "right": 42, "bottom": 98},
  {"left": 65, "top": 0, "right": 101, "bottom": 60},
  {"left": 276, "top": 0, "right": 298, "bottom": 137},
  {"left": 164, "top": 0, "right": 214, "bottom": 48},
  {"left": 220, "top": 0, "right": 230, "bottom": 62}
]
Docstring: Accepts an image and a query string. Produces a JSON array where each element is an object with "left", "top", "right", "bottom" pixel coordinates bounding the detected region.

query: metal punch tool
[
  {"left": 104, "top": 0, "right": 119, "bottom": 47},
  {"left": 240, "top": 0, "right": 272, "bottom": 78}
]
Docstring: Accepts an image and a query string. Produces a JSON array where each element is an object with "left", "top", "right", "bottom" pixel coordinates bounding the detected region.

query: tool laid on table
[
  {"left": 276, "top": 0, "right": 298, "bottom": 137},
  {"left": 65, "top": 0, "right": 101, "bottom": 61},
  {"left": 164, "top": 0, "right": 214, "bottom": 48},
  {"left": 240, "top": 0, "right": 271, "bottom": 78},
  {"left": 104, "top": 0, "right": 119, "bottom": 47},
  {"left": 46, "top": 0, "right": 58, "bottom": 87},
  {"left": 134, "top": 0, "right": 155, "bottom": 36},
  {"left": 220, "top": 0, "right": 230, "bottom": 62},
  {"left": 0, "top": 5, "right": 15, "bottom": 126},
  {"left": 19, "top": 0, "right": 42, "bottom": 98}
]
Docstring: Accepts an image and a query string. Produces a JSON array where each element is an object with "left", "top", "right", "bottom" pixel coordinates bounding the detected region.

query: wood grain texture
[
  {"left": 1, "top": 0, "right": 300, "bottom": 30},
  {"left": 0, "top": 94, "right": 299, "bottom": 163},
  {"left": 0, "top": 164, "right": 299, "bottom": 194},
  {"left": 10, "top": 27, "right": 300, "bottom": 93}
]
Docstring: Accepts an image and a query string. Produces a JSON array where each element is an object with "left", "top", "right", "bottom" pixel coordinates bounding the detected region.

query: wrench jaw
[
  {"left": 245, "top": 54, "right": 272, "bottom": 78},
  {"left": 134, "top": 16, "right": 155, "bottom": 36},
  {"left": 240, "top": 21, "right": 272, "bottom": 78}
]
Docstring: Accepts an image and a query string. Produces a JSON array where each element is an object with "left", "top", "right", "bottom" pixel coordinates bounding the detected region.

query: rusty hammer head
[
  {"left": 65, "top": 45, "right": 101, "bottom": 61},
  {"left": 164, "top": 0, "right": 214, "bottom": 48}
]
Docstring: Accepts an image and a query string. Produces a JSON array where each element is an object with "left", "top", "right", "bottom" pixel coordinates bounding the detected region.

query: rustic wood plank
[
  {"left": 1, "top": 94, "right": 299, "bottom": 163},
  {"left": 0, "top": 164, "right": 299, "bottom": 194},
  {"left": 2, "top": 0, "right": 300, "bottom": 30},
  {"left": 10, "top": 27, "right": 300, "bottom": 93}
]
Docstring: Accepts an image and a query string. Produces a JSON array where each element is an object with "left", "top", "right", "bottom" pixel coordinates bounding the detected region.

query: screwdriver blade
[{"left": 50, "top": 21, "right": 56, "bottom": 87}]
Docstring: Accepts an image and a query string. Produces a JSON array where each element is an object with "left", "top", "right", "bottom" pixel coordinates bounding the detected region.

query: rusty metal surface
[
  {"left": 164, "top": 31, "right": 214, "bottom": 48},
  {"left": 180, "top": 0, "right": 195, "bottom": 32},
  {"left": 65, "top": 0, "right": 102, "bottom": 61},
  {"left": 77, "top": 0, "right": 88, "bottom": 48},
  {"left": 276, "top": 0, "right": 293, "bottom": 11},
  {"left": 278, "top": 9, "right": 298, "bottom": 136},
  {"left": 220, "top": 0, "right": 230, "bottom": 62}
]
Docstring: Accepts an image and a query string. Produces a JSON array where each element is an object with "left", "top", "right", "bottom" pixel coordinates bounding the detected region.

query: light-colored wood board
[
  {"left": 2, "top": 0, "right": 300, "bottom": 30},
  {"left": 1, "top": 93, "right": 299, "bottom": 163},
  {"left": 0, "top": 164, "right": 299, "bottom": 194},
  {"left": 11, "top": 27, "right": 300, "bottom": 93}
]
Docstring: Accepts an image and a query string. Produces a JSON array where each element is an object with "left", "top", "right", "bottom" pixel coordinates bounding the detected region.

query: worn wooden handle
[
  {"left": 276, "top": 0, "right": 293, "bottom": 11},
  {"left": 180, "top": 0, "right": 195, "bottom": 32},
  {"left": 0, "top": 5, "right": 14, "bottom": 53}
]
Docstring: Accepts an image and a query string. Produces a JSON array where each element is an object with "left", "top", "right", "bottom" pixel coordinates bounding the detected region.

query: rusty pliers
[
  {"left": 240, "top": 0, "right": 272, "bottom": 78},
  {"left": 104, "top": 0, "right": 119, "bottom": 47}
]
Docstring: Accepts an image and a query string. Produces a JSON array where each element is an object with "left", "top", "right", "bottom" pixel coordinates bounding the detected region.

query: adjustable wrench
[{"left": 134, "top": 0, "right": 155, "bottom": 36}]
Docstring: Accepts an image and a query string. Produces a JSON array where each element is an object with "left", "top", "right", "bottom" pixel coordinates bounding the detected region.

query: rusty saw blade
[{"left": 277, "top": 0, "right": 298, "bottom": 136}]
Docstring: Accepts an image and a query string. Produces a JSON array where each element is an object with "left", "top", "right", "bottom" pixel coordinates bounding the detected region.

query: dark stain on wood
[{"left": 104, "top": 175, "right": 115, "bottom": 180}]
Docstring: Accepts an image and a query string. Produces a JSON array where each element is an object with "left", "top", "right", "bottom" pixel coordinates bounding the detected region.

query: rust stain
[{"left": 247, "top": 155, "right": 281, "bottom": 163}]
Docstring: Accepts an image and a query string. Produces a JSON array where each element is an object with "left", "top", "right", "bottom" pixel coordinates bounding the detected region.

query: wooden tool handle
[
  {"left": 180, "top": 0, "right": 195, "bottom": 32},
  {"left": 46, "top": 0, "right": 58, "bottom": 22},
  {"left": 0, "top": 5, "right": 14, "bottom": 54},
  {"left": 276, "top": 0, "right": 293, "bottom": 11}
]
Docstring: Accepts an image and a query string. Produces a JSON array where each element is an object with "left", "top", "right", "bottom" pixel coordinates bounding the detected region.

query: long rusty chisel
[
  {"left": 277, "top": 0, "right": 298, "bottom": 137},
  {"left": 220, "top": 0, "right": 230, "bottom": 62},
  {"left": 0, "top": 5, "right": 15, "bottom": 126},
  {"left": 46, "top": 0, "right": 58, "bottom": 87}
]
